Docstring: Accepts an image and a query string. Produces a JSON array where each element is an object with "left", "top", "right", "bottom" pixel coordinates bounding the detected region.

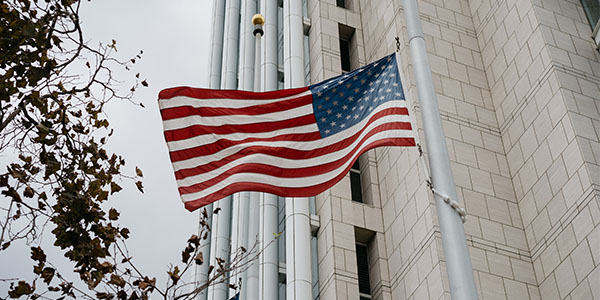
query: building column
[
  {"left": 197, "top": 0, "right": 226, "bottom": 299},
  {"left": 207, "top": 0, "right": 226, "bottom": 89},
  {"left": 283, "top": 1, "right": 312, "bottom": 299},
  {"left": 283, "top": 0, "right": 305, "bottom": 88},
  {"left": 259, "top": 193, "right": 279, "bottom": 300},
  {"left": 261, "top": 0, "right": 279, "bottom": 92},
  {"left": 232, "top": 2, "right": 257, "bottom": 299},
  {"left": 230, "top": 192, "right": 250, "bottom": 299},
  {"left": 220, "top": 0, "right": 241, "bottom": 89},
  {"left": 238, "top": 0, "right": 257, "bottom": 91},
  {"left": 228, "top": 194, "right": 241, "bottom": 298},
  {"left": 194, "top": 205, "right": 212, "bottom": 300},
  {"left": 258, "top": 1, "right": 281, "bottom": 299},
  {"left": 244, "top": 192, "right": 260, "bottom": 300},
  {"left": 208, "top": 0, "right": 240, "bottom": 299},
  {"left": 285, "top": 198, "right": 312, "bottom": 300},
  {"left": 207, "top": 196, "right": 232, "bottom": 300}
]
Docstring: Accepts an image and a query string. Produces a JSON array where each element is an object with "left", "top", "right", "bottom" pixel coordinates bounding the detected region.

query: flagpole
[{"left": 401, "top": 0, "right": 478, "bottom": 299}]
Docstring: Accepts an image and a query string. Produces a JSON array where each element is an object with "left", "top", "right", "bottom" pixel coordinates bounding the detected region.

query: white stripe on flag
[
  {"left": 167, "top": 123, "right": 320, "bottom": 152},
  {"left": 169, "top": 100, "right": 409, "bottom": 169},
  {"left": 158, "top": 90, "right": 313, "bottom": 109},
  {"left": 179, "top": 129, "right": 404, "bottom": 201},
  {"left": 175, "top": 127, "right": 413, "bottom": 188},
  {"left": 162, "top": 104, "right": 314, "bottom": 130}
]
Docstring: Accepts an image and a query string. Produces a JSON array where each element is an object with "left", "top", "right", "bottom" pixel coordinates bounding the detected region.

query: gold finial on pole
[
  {"left": 252, "top": 14, "right": 265, "bottom": 26},
  {"left": 252, "top": 14, "right": 265, "bottom": 36}
]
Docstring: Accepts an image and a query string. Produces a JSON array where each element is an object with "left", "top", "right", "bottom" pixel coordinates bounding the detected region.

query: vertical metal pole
[
  {"left": 253, "top": 30, "right": 262, "bottom": 92},
  {"left": 401, "top": 0, "right": 478, "bottom": 299}
]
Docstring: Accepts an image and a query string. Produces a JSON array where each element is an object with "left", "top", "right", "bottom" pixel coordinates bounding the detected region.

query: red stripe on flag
[
  {"left": 164, "top": 113, "right": 317, "bottom": 142},
  {"left": 170, "top": 131, "right": 323, "bottom": 165},
  {"left": 160, "top": 94, "right": 314, "bottom": 120},
  {"left": 169, "top": 107, "right": 410, "bottom": 162},
  {"left": 159, "top": 86, "right": 309, "bottom": 100},
  {"left": 182, "top": 137, "right": 415, "bottom": 211},
  {"left": 177, "top": 123, "right": 414, "bottom": 195},
  {"left": 174, "top": 122, "right": 412, "bottom": 180}
]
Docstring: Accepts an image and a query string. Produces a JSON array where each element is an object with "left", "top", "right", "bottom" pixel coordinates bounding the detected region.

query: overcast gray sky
[{"left": 0, "top": 0, "right": 214, "bottom": 293}]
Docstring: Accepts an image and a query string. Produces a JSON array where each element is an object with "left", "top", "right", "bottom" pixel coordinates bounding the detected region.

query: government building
[{"left": 195, "top": 0, "right": 600, "bottom": 299}]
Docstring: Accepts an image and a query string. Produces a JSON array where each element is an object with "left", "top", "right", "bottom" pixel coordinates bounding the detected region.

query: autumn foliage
[{"left": 0, "top": 1, "right": 255, "bottom": 299}]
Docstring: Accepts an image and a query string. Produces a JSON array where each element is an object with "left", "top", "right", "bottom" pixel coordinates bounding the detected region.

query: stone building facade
[{"left": 201, "top": 0, "right": 600, "bottom": 299}]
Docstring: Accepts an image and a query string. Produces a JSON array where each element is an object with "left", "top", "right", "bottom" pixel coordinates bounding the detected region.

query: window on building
[
  {"left": 581, "top": 0, "right": 600, "bottom": 30},
  {"left": 338, "top": 24, "right": 356, "bottom": 73},
  {"left": 336, "top": 0, "right": 346, "bottom": 9},
  {"left": 277, "top": 71, "right": 285, "bottom": 90},
  {"left": 350, "top": 159, "right": 363, "bottom": 203},
  {"left": 340, "top": 38, "right": 352, "bottom": 73},
  {"left": 355, "top": 228, "right": 377, "bottom": 300},
  {"left": 355, "top": 243, "right": 372, "bottom": 299}
]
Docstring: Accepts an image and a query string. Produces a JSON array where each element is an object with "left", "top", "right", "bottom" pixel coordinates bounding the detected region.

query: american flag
[{"left": 159, "top": 54, "right": 415, "bottom": 211}]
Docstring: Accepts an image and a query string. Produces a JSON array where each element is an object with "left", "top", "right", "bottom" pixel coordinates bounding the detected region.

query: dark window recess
[
  {"left": 339, "top": 38, "right": 352, "bottom": 73},
  {"left": 350, "top": 160, "right": 363, "bottom": 203},
  {"left": 336, "top": 0, "right": 346, "bottom": 9},
  {"left": 338, "top": 23, "right": 356, "bottom": 73},
  {"left": 581, "top": 0, "right": 600, "bottom": 30},
  {"left": 356, "top": 244, "right": 372, "bottom": 297}
]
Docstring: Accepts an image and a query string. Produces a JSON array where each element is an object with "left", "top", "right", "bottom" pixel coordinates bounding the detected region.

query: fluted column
[
  {"left": 238, "top": 0, "right": 257, "bottom": 91},
  {"left": 284, "top": 197, "right": 312, "bottom": 300},
  {"left": 220, "top": 0, "right": 241, "bottom": 89},
  {"left": 207, "top": 197, "right": 232, "bottom": 300},
  {"left": 258, "top": 1, "right": 281, "bottom": 299},
  {"left": 283, "top": 0, "right": 312, "bottom": 299},
  {"left": 259, "top": 193, "right": 279, "bottom": 300},
  {"left": 261, "top": 0, "right": 279, "bottom": 92},
  {"left": 244, "top": 192, "right": 260, "bottom": 300},
  {"left": 197, "top": 0, "right": 226, "bottom": 298},
  {"left": 208, "top": 0, "right": 240, "bottom": 299},
  {"left": 283, "top": 0, "right": 305, "bottom": 87},
  {"left": 207, "top": 0, "right": 226, "bottom": 89}
]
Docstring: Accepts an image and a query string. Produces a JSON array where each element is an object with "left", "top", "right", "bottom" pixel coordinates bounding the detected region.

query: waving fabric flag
[{"left": 159, "top": 54, "right": 415, "bottom": 211}]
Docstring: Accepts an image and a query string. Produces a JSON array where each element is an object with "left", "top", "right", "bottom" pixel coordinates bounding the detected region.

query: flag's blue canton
[{"left": 310, "top": 54, "right": 405, "bottom": 138}]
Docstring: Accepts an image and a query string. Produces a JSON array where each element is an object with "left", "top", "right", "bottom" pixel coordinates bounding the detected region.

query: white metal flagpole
[{"left": 401, "top": 0, "right": 478, "bottom": 299}]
